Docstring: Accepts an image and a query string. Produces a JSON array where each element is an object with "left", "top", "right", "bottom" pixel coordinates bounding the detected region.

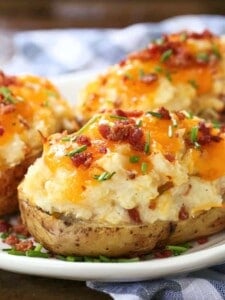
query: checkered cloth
[{"left": 5, "top": 14, "right": 225, "bottom": 300}]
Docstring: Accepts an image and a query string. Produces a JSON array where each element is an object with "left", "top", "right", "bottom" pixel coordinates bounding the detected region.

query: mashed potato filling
[{"left": 20, "top": 109, "right": 225, "bottom": 225}]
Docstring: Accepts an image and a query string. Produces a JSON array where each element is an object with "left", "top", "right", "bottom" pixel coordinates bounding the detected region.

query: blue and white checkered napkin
[{"left": 5, "top": 14, "right": 225, "bottom": 300}]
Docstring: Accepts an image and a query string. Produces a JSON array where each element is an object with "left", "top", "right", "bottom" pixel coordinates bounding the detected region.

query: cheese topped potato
[
  {"left": 77, "top": 31, "right": 225, "bottom": 123},
  {"left": 19, "top": 108, "right": 225, "bottom": 257},
  {"left": 0, "top": 71, "right": 77, "bottom": 215}
]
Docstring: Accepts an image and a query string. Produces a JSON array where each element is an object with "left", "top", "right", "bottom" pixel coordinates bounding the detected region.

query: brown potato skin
[
  {"left": 19, "top": 197, "right": 225, "bottom": 257},
  {"left": 0, "top": 154, "right": 38, "bottom": 216}
]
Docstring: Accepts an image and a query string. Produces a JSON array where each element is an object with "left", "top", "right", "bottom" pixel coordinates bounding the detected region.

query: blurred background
[{"left": 0, "top": 0, "right": 224, "bottom": 30}]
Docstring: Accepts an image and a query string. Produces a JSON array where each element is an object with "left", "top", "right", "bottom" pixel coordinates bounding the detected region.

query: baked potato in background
[
  {"left": 0, "top": 71, "right": 77, "bottom": 215},
  {"left": 77, "top": 30, "right": 225, "bottom": 124},
  {"left": 19, "top": 108, "right": 225, "bottom": 257}
]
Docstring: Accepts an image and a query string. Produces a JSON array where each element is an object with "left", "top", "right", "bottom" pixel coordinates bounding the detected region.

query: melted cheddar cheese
[
  {"left": 77, "top": 31, "right": 225, "bottom": 123},
  {"left": 19, "top": 109, "right": 225, "bottom": 225}
]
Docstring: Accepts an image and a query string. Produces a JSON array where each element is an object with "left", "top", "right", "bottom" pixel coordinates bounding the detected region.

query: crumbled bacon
[
  {"left": 127, "top": 170, "right": 136, "bottom": 180},
  {"left": 178, "top": 205, "right": 189, "bottom": 220},
  {"left": 98, "top": 145, "right": 107, "bottom": 154},
  {"left": 13, "top": 224, "right": 30, "bottom": 237},
  {"left": 15, "top": 240, "right": 34, "bottom": 251},
  {"left": 158, "top": 107, "right": 171, "bottom": 120},
  {"left": 114, "top": 109, "right": 143, "bottom": 118},
  {"left": 98, "top": 119, "right": 145, "bottom": 152},
  {"left": 175, "top": 111, "right": 185, "bottom": 120},
  {"left": 196, "top": 237, "right": 208, "bottom": 245},
  {"left": 71, "top": 152, "right": 93, "bottom": 168},
  {"left": 0, "top": 126, "right": 4, "bottom": 136},
  {"left": 127, "top": 207, "right": 141, "bottom": 223},
  {"left": 4, "top": 234, "right": 20, "bottom": 246},
  {"left": 164, "top": 153, "right": 175, "bottom": 162},
  {"left": 0, "top": 71, "right": 17, "bottom": 86},
  {"left": 154, "top": 249, "right": 173, "bottom": 258},
  {"left": 140, "top": 73, "right": 158, "bottom": 84},
  {"left": 158, "top": 181, "right": 173, "bottom": 195},
  {"left": 198, "top": 122, "right": 222, "bottom": 145},
  {"left": 0, "top": 220, "right": 11, "bottom": 232},
  {"left": 76, "top": 135, "right": 91, "bottom": 146},
  {"left": 0, "top": 103, "right": 16, "bottom": 114},
  {"left": 187, "top": 30, "right": 214, "bottom": 40}
]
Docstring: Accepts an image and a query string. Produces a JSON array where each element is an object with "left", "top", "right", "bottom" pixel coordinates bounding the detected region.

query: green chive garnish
[
  {"left": 166, "top": 244, "right": 190, "bottom": 256},
  {"left": 66, "top": 145, "right": 87, "bottom": 157},
  {"left": 154, "top": 65, "right": 163, "bottom": 73},
  {"left": 7, "top": 250, "right": 26, "bottom": 256},
  {"left": 76, "top": 115, "right": 101, "bottom": 136},
  {"left": 180, "top": 32, "right": 187, "bottom": 42},
  {"left": 61, "top": 136, "right": 72, "bottom": 142},
  {"left": 26, "top": 250, "right": 50, "bottom": 258},
  {"left": 0, "top": 87, "right": 18, "bottom": 104},
  {"left": 141, "top": 162, "right": 148, "bottom": 174},
  {"left": 212, "top": 120, "right": 221, "bottom": 129},
  {"left": 196, "top": 52, "right": 209, "bottom": 63},
  {"left": 34, "top": 244, "right": 43, "bottom": 252},
  {"left": 137, "top": 120, "right": 143, "bottom": 127},
  {"left": 138, "top": 69, "right": 145, "bottom": 79},
  {"left": 212, "top": 44, "right": 221, "bottom": 59},
  {"left": 109, "top": 115, "right": 127, "bottom": 120},
  {"left": 190, "top": 126, "right": 201, "bottom": 149},
  {"left": 144, "top": 132, "right": 151, "bottom": 154},
  {"left": 93, "top": 171, "right": 116, "bottom": 182},
  {"left": 146, "top": 111, "right": 162, "bottom": 118},
  {"left": 129, "top": 155, "right": 140, "bottom": 163},
  {"left": 183, "top": 111, "right": 193, "bottom": 119},
  {"left": 160, "top": 49, "right": 173, "bottom": 63},
  {"left": 0, "top": 232, "right": 9, "bottom": 239},
  {"left": 188, "top": 79, "right": 198, "bottom": 89}
]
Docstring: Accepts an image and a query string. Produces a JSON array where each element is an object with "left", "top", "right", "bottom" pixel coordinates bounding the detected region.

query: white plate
[{"left": 1, "top": 71, "right": 225, "bottom": 282}]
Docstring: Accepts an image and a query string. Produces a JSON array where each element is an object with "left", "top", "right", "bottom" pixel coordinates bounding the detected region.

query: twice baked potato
[
  {"left": 18, "top": 108, "right": 225, "bottom": 257},
  {"left": 0, "top": 71, "right": 77, "bottom": 215},
  {"left": 77, "top": 30, "right": 225, "bottom": 124}
]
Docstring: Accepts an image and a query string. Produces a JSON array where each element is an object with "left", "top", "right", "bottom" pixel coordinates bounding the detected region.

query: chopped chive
[
  {"left": 99, "top": 255, "right": 111, "bottom": 262},
  {"left": 66, "top": 145, "right": 87, "bottom": 157},
  {"left": 129, "top": 155, "right": 140, "bottom": 163},
  {"left": 26, "top": 250, "right": 50, "bottom": 258},
  {"left": 116, "top": 257, "right": 140, "bottom": 262},
  {"left": 144, "top": 132, "right": 151, "bottom": 154},
  {"left": 7, "top": 249, "right": 26, "bottom": 256},
  {"left": 190, "top": 126, "right": 199, "bottom": 143},
  {"left": 212, "top": 44, "right": 221, "bottom": 59},
  {"left": 93, "top": 171, "right": 116, "bottom": 182},
  {"left": 0, "top": 87, "right": 18, "bottom": 104},
  {"left": 196, "top": 52, "right": 209, "bottom": 63},
  {"left": 183, "top": 111, "right": 193, "bottom": 119},
  {"left": 109, "top": 115, "right": 127, "bottom": 120},
  {"left": 154, "top": 65, "right": 163, "bottom": 73},
  {"left": 168, "top": 125, "right": 173, "bottom": 138},
  {"left": 137, "top": 120, "right": 143, "bottom": 127},
  {"left": 165, "top": 70, "right": 172, "bottom": 81},
  {"left": 16, "top": 234, "right": 27, "bottom": 239},
  {"left": 166, "top": 245, "right": 190, "bottom": 256},
  {"left": 146, "top": 111, "right": 162, "bottom": 118},
  {"left": 188, "top": 79, "right": 198, "bottom": 89},
  {"left": 55, "top": 255, "right": 67, "bottom": 261},
  {"left": 2, "top": 248, "right": 12, "bottom": 251},
  {"left": 160, "top": 49, "right": 173, "bottom": 63},
  {"left": 141, "top": 162, "right": 148, "bottom": 174},
  {"left": 212, "top": 120, "right": 221, "bottom": 129},
  {"left": 0, "top": 232, "right": 9, "bottom": 239},
  {"left": 138, "top": 69, "right": 145, "bottom": 79},
  {"left": 61, "top": 136, "right": 72, "bottom": 142},
  {"left": 76, "top": 115, "right": 101, "bottom": 135},
  {"left": 180, "top": 32, "right": 187, "bottom": 42},
  {"left": 34, "top": 244, "right": 43, "bottom": 252}
]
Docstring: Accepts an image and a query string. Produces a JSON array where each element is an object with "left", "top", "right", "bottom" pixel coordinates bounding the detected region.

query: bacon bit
[
  {"left": 71, "top": 152, "right": 93, "bottom": 168},
  {"left": 98, "top": 145, "right": 107, "bottom": 154},
  {"left": 164, "top": 153, "right": 175, "bottom": 162},
  {"left": 13, "top": 224, "right": 30, "bottom": 237},
  {"left": 187, "top": 30, "right": 214, "bottom": 40},
  {"left": 0, "top": 103, "right": 16, "bottom": 114},
  {"left": 154, "top": 249, "right": 173, "bottom": 258},
  {"left": 0, "top": 71, "right": 17, "bottom": 86},
  {"left": 0, "top": 220, "right": 11, "bottom": 232},
  {"left": 15, "top": 240, "right": 34, "bottom": 251},
  {"left": 196, "top": 237, "right": 208, "bottom": 245},
  {"left": 119, "top": 59, "right": 126, "bottom": 67},
  {"left": 140, "top": 73, "right": 158, "bottom": 84},
  {"left": 127, "top": 170, "right": 136, "bottom": 180},
  {"left": 149, "top": 199, "right": 157, "bottom": 210},
  {"left": 76, "top": 135, "right": 91, "bottom": 147},
  {"left": 4, "top": 234, "right": 20, "bottom": 246},
  {"left": 98, "top": 120, "right": 145, "bottom": 152},
  {"left": 158, "top": 181, "right": 174, "bottom": 195},
  {"left": 158, "top": 107, "right": 171, "bottom": 120},
  {"left": 198, "top": 122, "right": 222, "bottom": 145},
  {"left": 175, "top": 111, "right": 185, "bottom": 120},
  {"left": 178, "top": 205, "right": 189, "bottom": 220},
  {"left": 127, "top": 207, "right": 141, "bottom": 223},
  {"left": 0, "top": 126, "right": 4, "bottom": 136},
  {"left": 115, "top": 109, "right": 143, "bottom": 118}
]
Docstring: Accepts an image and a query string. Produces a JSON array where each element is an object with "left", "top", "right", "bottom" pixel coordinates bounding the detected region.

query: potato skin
[
  {"left": 19, "top": 197, "right": 225, "bottom": 257},
  {"left": 0, "top": 154, "right": 38, "bottom": 215}
]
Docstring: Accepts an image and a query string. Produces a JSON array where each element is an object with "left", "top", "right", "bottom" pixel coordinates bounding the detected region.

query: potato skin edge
[{"left": 19, "top": 197, "right": 225, "bottom": 257}]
